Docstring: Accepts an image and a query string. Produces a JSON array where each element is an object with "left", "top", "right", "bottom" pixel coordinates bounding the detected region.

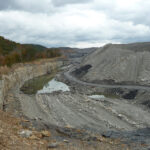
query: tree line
[{"left": 0, "top": 36, "right": 61, "bottom": 66}]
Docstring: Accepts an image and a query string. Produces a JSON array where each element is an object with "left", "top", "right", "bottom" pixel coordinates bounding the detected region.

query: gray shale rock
[
  {"left": 47, "top": 142, "right": 59, "bottom": 149},
  {"left": 19, "top": 130, "right": 32, "bottom": 138}
]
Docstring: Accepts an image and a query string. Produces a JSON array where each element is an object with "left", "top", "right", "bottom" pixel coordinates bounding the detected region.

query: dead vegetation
[{"left": 0, "top": 110, "right": 49, "bottom": 150}]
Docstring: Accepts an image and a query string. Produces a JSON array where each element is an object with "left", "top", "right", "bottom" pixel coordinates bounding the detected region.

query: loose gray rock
[
  {"left": 19, "top": 130, "right": 32, "bottom": 138},
  {"left": 47, "top": 142, "right": 59, "bottom": 149},
  {"left": 63, "top": 139, "right": 69, "bottom": 143}
]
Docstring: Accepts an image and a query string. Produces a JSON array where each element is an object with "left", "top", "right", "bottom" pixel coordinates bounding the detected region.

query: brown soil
[{"left": 0, "top": 110, "right": 48, "bottom": 150}]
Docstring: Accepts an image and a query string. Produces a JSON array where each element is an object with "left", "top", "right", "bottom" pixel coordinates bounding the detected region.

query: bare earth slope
[{"left": 79, "top": 43, "right": 150, "bottom": 85}]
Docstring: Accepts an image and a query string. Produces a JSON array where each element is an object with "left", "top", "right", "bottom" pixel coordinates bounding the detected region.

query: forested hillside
[{"left": 0, "top": 36, "right": 61, "bottom": 66}]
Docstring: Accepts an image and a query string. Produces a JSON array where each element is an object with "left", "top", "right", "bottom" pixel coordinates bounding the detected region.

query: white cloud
[{"left": 0, "top": 0, "right": 150, "bottom": 48}]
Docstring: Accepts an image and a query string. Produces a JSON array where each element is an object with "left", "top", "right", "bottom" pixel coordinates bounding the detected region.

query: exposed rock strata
[{"left": 0, "top": 61, "right": 62, "bottom": 109}]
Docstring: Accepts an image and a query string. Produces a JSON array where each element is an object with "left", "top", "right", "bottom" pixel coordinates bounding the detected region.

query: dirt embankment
[{"left": 0, "top": 59, "right": 63, "bottom": 109}]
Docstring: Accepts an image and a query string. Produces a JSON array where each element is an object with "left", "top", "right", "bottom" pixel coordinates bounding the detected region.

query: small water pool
[
  {"left": 88, "top": 95, "right": 105, "bottom": 100},
  {"left": 20, "top": 73, "right": 56, "bottom": 95},
  {"left": 38, "top": 79, "right": 70, "bottom": 94}
]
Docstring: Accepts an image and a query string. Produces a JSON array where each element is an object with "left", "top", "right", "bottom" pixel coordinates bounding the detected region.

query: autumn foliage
[{"left": 0, "top": 36, "right": 61, "bottom": 66}]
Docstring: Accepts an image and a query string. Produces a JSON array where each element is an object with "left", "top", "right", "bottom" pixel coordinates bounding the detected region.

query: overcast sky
[{"left": 0, "top": 0, "right": 150, "bottom": 48}]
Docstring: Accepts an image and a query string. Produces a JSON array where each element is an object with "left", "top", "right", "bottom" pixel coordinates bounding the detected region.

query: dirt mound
[{"left": 77, "top": 42, "right": 150, "bottom": 85}]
